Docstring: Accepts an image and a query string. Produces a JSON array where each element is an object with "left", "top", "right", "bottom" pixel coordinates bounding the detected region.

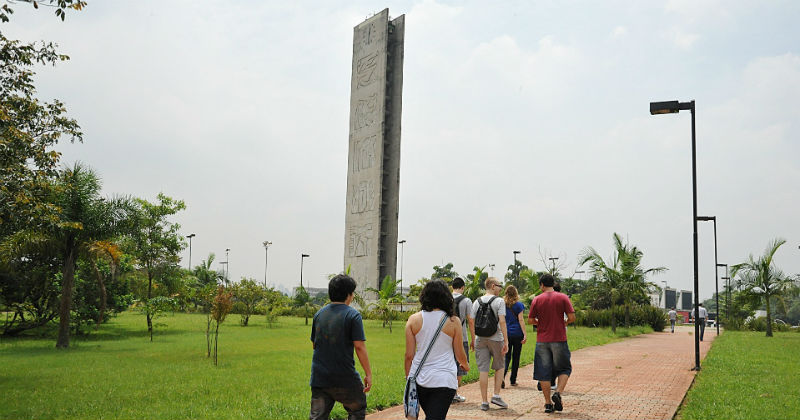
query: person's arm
[
  {"left": 566, "top": 312, "right": 576, "bottom": 326},
  {"left": 468, "top": 316, "right": 476, "bottom": 350},
  {"left": 353, "top": 340, "right": 372, "bottom": 392},
  {"left": 527, "top": 300, "right": 538, "bottom": 325},
  {"left": 451, "top": 317, "right": 469, "bottom": 371},
  {"left": 498, "top": 310, "right": 509, "bottom": 355},
  {"left": 517, "top": 309, "right": 527, "bottom": 344},
  {"left": 404, "top": 315, "right": 418, "bottom": 377}
]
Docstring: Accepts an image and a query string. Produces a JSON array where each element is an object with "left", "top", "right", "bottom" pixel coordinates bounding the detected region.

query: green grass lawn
[
  {"left": 0, "top": 311, "right": 649, "bottom": 419},
  {"left": 679, "top": 331, "right": 800, "bottom": 420}
]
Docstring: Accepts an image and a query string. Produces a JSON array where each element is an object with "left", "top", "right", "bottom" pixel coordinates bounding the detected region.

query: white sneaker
[{"left": 452, "top": 394, "right": 466, "bottom": 403}]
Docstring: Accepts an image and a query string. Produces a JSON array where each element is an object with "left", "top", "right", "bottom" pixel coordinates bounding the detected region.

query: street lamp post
[
  {"left": 549, "top": 257, "right": 559, "bottom": 276},
  {"left": 512, "top": 251, "right": 521, "bottom": 284},
  {"left": 219, "top": 261, "right": 228, "bottom": 285},
  {"left": 300, "top": 253, "right": 310, "bottom": 290},
  {"left": 263, "top": 241, "right": 272, "bottom": 288},
  {"left": 489, "top": 264, "right": 495, "bottom": 277},
  {"left": 650, "top": 99, "right": 701, "bottom": 370},
  {"left": 225, "top": 248, "right": 230, "bottom": 284},
  {"left": 698, "top": 216, "right": 720, "bottom": 335},
  {"left": 398, "top": 240, "right": 406, "bottom": 311},
  {"left": 721, "top": 274, "right": 731, "bottom": 320},
  {"left": 186, "top": 233, "right": 196, "bottom": 270}
]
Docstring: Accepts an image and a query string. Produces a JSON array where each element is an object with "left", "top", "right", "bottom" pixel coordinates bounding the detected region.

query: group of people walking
[{"left": 308, "top": 272, "right": 576, "bottom": 420}]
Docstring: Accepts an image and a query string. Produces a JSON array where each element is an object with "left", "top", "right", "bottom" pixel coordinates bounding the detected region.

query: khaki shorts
[{"left": 475, "top": 338, "right": 504, "bottom": 372}]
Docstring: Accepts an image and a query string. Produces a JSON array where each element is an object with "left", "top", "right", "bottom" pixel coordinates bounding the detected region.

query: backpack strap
[{"left": 486, "top": 295, "right": 498, "bottom": 319}]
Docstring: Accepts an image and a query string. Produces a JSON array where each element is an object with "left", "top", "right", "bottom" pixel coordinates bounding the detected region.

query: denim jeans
[
  {"left": 310, "top": 386, "right": 366, "bottom": 420},
  {"left": 533, "top": 341, "right": 572, "bottom": 382}
]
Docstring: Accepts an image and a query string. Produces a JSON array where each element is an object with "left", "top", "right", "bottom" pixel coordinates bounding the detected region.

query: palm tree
[
  {"left": 367, "top": 275, "right": 403, "bottom": 332},
  {"left": 579, "top": 233, "right": 667, "bottom": 331},
  {"left": 731, "top": 238, "right": 794, "bottom": 337},
  {"left": 87, "top": 240, "right": 122, "bottom": 327}
]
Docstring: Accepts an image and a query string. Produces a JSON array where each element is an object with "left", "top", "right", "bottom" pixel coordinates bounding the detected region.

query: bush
[
  {"left": 575, "top": 305, "right": 666, "bottom": 331},
  {"left": 745, "top": 317, "right": 793, "bottom": 332}
]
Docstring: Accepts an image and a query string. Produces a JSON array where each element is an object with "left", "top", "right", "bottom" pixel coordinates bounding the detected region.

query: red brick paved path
[{"left": 366, "top": 326, "right": 715, "bottom": 420}]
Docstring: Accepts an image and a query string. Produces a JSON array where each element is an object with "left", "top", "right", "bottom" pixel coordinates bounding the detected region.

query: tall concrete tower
[{"left": 344, "top": 9, "right": 404, "bottom": 293}]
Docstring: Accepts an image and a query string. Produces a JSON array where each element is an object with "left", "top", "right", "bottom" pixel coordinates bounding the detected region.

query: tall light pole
[
  {"left": 263, "top": 241, "right": 272, "bottom": 288},
  {"left": 698, "top": 215, "right": 720, "bottom": 335},
  {"left": 489, "top": 264, "right": 495, "bottom": 277},
  {"left": 650, "top": 99, "right": 701, "bottom": 370},
  {"left": 721, "top": 274, "right": 731, "bottom": 321},
  {"left": 225, "top": 248, "right": 230, "bottom": 284},
  {"left": 512, "top": 251, "right": 521, "bottom": 285},
  {"left": 219, "top": 261, "right": 228, "bottom": 285},
  {"left": 300, "top": 253, "right": 310, "bottom": 290},
  {"left": 549, "top": 257, "right": 559, "bottom": 276},
  {"left": 398, "top": 240, "right": 406, "bottom": 311},
  {"left": 574, "top": 270, "right": 585, "bottom": 280},
  {"left": 186, "top": 233, "right": 196, "bottom": 270}
]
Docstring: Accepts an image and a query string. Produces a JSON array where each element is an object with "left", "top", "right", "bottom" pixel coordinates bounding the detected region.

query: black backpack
[
  {"left": 453, "top": 295, "right": 467, "bottom": 321},
  {"left": 474, "top": 296, "right": 499, "bottom": 337}
]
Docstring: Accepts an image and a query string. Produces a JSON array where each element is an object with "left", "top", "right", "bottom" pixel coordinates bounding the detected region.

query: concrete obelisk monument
[{"left": 344, "top": 9, "right": 404, "bottom": 294}]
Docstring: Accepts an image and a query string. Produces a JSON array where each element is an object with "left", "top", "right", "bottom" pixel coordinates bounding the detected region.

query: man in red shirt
[{"left": 528, "top": 273, "right": 575, "bottom": 414}]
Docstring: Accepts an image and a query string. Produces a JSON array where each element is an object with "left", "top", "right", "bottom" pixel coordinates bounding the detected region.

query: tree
[
  {"left": 232, "top": 278, "right": 264, "bottom": 326},
  {"left": 86, "top": 240, "right": 121, "bottom": 327},
  {"left": 731, "top": 238, "right": 796, "bottom": 337},
  {"left": 1, "top": 1, "right": 86, "bottom": 23},
  {"left": 579, "top": 233, "right": 666, "bottom": 330},
  {"left": 124, "top": 193, "right": 185, "bottom": 341},
  {"left": 367, "top": 275, "right": 402, "bottom": 332},
  {"left": 464, "top": 266, "right": 487, "bottom": 300},
  {"left": 293, "top": 286, "right": 316, "bottom": 326},
  {"left": 211, "top": 285, "right": 233, "bottom": 366},
  {"left": 505, "top": 259, "right": 529, "bottom": 293},
  {"left": 431, "top": 263, "right": 458, "bottom": 283}
]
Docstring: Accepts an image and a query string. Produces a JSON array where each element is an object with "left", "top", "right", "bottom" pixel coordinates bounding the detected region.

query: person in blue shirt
[
  {"left": 502, "top": 285, "right": 527, "bottom": 388},
  {"left": 309, "top": 274, "right": 372, "bottom": 420}
]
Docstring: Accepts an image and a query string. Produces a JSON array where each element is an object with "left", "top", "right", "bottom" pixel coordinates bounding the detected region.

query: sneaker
[
  {"left": 544, "top": 404, "right": 554, "bottom": 413},
  {"left": 510, "top": 382, "right": 518, "bottom": 387},
  {"left": 491, "top": 396, "right": 508, "bottom": 409},
  {"left": 480, "top": 402, "right": 490, "bottom": 411},
  {"left": 552, "top": 392, "right": 563, "bottom": 412},
  {"left": 452, "top": 394, "right": 466, "bottom": 403}
]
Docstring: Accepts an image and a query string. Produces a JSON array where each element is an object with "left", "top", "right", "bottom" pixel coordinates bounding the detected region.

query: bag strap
[
  {"left": 410, "top": 312, "right": 448, "bottom": 379},
  {"left": 486, "top": 295, "right": 498, "bottom": 318}
]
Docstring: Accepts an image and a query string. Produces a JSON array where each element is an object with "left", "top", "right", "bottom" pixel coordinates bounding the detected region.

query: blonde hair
[
  {"left": 485, "top": 276, "right": 501, "bottom": 290},
  {"left": 504, "top": 285, "right": 519, "bottom": 308}
]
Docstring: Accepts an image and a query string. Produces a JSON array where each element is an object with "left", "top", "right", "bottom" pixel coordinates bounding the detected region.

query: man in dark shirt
[
  {"left": 310, "top": 274, "right": 372, "bottom": 420},
  {"left": 528, "top": 274, "right": 575, "bottom": 414}
]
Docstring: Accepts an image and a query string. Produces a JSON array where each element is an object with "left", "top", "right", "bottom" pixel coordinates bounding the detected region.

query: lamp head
[
  {"left": 650, "top": 100, "right": 693, "bottom": 115},
  {"left": 697, "top": 216, "right": 716, "bottom": 221}
]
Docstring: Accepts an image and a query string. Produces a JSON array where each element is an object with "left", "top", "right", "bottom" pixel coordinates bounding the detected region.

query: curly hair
[
  {"left": 504, "top": 285, "right": 519, "bottom": 308},
  {"left": 419, "top": 279, "right": 454, "bottom": 317}
]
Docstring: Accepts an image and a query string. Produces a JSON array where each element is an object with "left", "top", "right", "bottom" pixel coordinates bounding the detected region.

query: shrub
[{"left": 575, "top": 305, "right": 666, "bottom": 331}]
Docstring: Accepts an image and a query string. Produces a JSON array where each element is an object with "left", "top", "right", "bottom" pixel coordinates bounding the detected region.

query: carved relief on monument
[
  {"left": 348, "top": 223, "right": 374, "bottom": 257},
  {"left": 356, "top": 51, "right": 379, "bottom": 88},
  {"left": 349, "top": 180, "right": 377, "bottom": 214},
  {"left": 355, "top": 22, "right": 376, "bottom": 54},
  {"left": 352, "top": 135, "right": 377, "bottom": 173},
  {"left": 353, "top": 93, "right": 378, "bottom": 131}
]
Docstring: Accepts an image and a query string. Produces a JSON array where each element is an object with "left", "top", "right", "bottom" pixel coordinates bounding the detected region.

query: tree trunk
[
  {"left": 765, "top": 295, "right": 773, "bottom": 337},
  {"left": 147, "top": 271, "right": 153, "bottom": 341},
  {"left": 610, "top": 300, "right": 617, "bottom": 334},
  {"left": 206, "top": 314, "right": 212, "bottom": 357},
  {"left": 92, "top": 260, "right": 107, "bottom": 328},
  {"left": 624, "top": 304, "right": 631, "bottom": 328},
  {"left": 213, "top": 322, "right": 220, "bottom": 365},
  {"left": 305, "top": 307, "right": 309, "bottom": 325},
  {"left": 56, "top": 239, "right": 76, "bottom": 349}
]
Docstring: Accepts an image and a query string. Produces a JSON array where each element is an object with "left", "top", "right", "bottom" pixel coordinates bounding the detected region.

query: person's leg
[
  {"left": 510, "top": 336, "right": 523, "bottom": 384},
  {"left": 309, "top": 387, "right": 336, "bottom": 420},
  {"left": 327, "top": 387, "right": 367, "bottom": 420},
  {"left": 533, "top": 342, "right": 554, "bottom": 405},
  {"left": 417, "top": 386, "right": 456, "bottom": 420},
  {"left": 475, "top": 339, "right": 490, "bottom": 404},
  {"left": 454, "top": 341, "right": 469, "bottom": 401},
  {"left": 489, "top": 340, "right": 505, "bottom": 396},
  {"left": 699, "top": 320, "right": 705, "bottom": 341}
]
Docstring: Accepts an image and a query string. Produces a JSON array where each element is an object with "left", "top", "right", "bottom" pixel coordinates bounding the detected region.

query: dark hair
[
  {"left": 419, "top": 279, "right": 454, "bottom": 316},
  {"left": 329, "top": 274, "right": 357, "bottom": 302},
  {"left": 553, "top": 282, "right": 561, "bottom": 292},
  {"left": 452, "top": 276, "right": 465, "bottom": 289},
  {"left": 539, "top": 273, "right": 555, "bottom": 287}
]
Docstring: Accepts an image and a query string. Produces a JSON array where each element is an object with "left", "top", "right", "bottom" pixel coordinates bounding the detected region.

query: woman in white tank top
[{"left": 405, "top": 280, "right": 469, "bottom": 420}]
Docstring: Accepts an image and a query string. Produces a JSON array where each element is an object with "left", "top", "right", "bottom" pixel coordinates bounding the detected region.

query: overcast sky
[{"left": 6, "top": 0, "right": 800, "bottom": 299}]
